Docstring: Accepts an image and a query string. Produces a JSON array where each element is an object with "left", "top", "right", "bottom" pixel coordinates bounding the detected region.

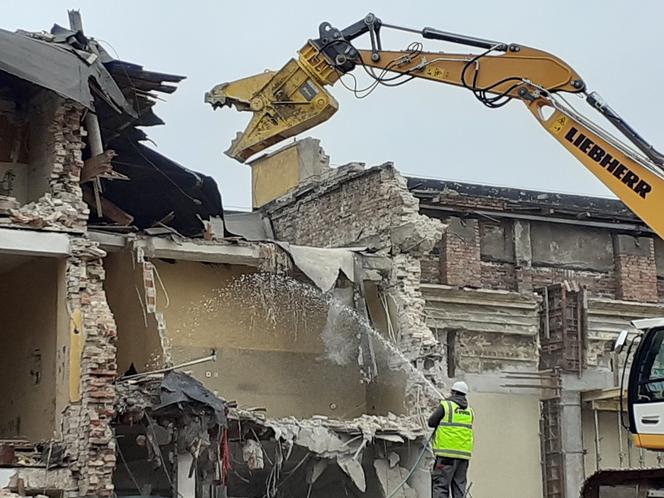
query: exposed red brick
[
  {"left": 440, "top": 218, "right": 481, "bottom": 287},
  {"left": 481, "top": 261, "right": 517, "bottom": 291},
  {"left": 614, "top": 236, "right": 658, "bottom": 302},
  {"left": 530, "top": 266, "right": 616, "bottom": 299},
  {"left": 420, "top": 249, "right": 441, "bottom": 284}
]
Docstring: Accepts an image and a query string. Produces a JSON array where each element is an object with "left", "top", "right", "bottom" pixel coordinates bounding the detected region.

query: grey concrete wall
[
  {"left": 613, "top": 234, "right": 653, "bottom": 257},
  {"left": 530, "top": 222, "right": 614, "bottom": 271},
  {"left": 480, "top": 220, "right": 514, "bottom": 262}
]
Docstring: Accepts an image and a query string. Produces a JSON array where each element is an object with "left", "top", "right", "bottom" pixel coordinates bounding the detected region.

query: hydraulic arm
[{"left": 206, "top": 13, "right": 664, "bottom": 239}]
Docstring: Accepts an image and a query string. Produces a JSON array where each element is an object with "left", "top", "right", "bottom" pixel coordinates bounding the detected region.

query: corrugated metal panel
[{"left": 421, "top": 284, "right": 539, "bottom": 336}]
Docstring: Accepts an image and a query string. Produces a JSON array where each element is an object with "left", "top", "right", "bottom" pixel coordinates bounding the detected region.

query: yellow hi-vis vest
[{"left": 432, "top": 400, "right": 474, "bottom": 460}]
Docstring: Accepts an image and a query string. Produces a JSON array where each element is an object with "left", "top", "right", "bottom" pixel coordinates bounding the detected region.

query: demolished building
[
  {"left": 2, "top": 10, "right": 664, "bottom": 498},
  {"left": 0, "top": 13, "right": 434, "bottom": 498},
  {"left": 247, "top": 137, "right": 664, "bottom": 498}
]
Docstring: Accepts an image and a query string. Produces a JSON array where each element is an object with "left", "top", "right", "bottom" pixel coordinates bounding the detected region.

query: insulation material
[
  {"left": 242, "top": 439, "right": 264, "bottom": 470},
  {"left": 275, "top": 242, "right": 357, "bottom": 292}
]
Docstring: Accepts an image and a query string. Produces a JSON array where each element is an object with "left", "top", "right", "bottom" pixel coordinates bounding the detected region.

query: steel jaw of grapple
[{"left": 205, "top": 55, "right": 339, "bottom": 163}]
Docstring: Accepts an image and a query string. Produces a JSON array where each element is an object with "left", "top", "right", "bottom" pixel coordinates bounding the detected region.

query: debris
[
  {"left": 80, "top": 150, "right": 125, "bottom": 184},
  {"left": 275, "top": 242, "right": 358, "bottom": 292},
  {"left": 337, "top": 455, "right": 366, "bottom": 492},
  {"left": 242, "top": 439, "right": 264, "bottom": 470},
  {"left": 82, "top": 185, "right": 134, "bottom": 226},
  {"left": 305, "top": 459, "right": 328, "bottom": 484},
  {"left": 10, "top": 193, "right": 86, "bottom": 230},
  {"left": 374, "top": 459, "right": 418, "bottom": 498},
  {"left": 0, "top": 195, "right": 18, "bottom": 215}
]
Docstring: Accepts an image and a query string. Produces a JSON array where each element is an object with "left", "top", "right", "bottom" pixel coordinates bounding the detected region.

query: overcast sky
[{"left": 5, "top": 1, "right": 664, "bottom": 210}]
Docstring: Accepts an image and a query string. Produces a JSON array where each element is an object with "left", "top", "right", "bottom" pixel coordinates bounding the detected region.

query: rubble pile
[{"left": 8, "top": 101, "right": 88, "bottom": 231}]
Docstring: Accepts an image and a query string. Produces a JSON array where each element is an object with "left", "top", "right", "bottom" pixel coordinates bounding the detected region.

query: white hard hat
[{"left": 451, "top": 381, "right": 469, "bottom": 395}]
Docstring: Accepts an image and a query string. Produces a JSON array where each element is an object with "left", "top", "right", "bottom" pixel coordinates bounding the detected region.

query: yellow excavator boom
[
  {"left": 207, "top": 13, "right": 664, "bottom": 241},
  {"left": 209, "top": 12, "right": 664, "bottom": 495}
]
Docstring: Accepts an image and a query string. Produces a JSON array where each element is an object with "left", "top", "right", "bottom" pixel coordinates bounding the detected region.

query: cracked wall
[
  {"left": 262, "top": 160, "right": 444, "bottom": 411},
  {"left": 0, "top": 93, "right": 118, "bottom": 497}
]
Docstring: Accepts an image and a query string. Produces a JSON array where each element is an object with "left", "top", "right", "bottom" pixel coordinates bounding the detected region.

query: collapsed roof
[{"left": 0, "top": 21, "right": 223, "bottom": 237}]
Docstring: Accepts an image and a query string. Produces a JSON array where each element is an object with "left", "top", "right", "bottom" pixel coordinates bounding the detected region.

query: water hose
[{"left": 385, "top": 432, "right": 434, "bottom": 498}]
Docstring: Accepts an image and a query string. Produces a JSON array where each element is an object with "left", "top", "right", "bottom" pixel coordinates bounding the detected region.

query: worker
[{"left": 428, "top": 381, "right": 474, "bottom": 498}]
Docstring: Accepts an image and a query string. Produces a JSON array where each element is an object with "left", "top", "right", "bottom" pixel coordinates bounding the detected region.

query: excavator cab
[{"left": 625, "top": 318, "right": 664, "bottom": 450}]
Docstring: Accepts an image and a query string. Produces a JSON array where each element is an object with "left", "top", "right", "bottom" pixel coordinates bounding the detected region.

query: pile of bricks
[{"left": 10, "top": 99, "right": 88, "bottom": 231}]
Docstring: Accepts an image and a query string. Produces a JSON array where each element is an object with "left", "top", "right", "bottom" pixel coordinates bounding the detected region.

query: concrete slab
[{"left": 0, "top": 227, "right": 69, "bottom": 257}]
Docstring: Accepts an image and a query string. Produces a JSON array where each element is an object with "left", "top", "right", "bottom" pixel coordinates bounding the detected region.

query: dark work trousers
[{"left": 431, "top": 456, "right": 469, "bottom": 498}]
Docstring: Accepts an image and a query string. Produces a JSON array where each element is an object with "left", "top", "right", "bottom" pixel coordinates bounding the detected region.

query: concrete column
[
  {"left": 513, "top": 220, "right": 533, "bottom": 293},
  {"left": 560, "top": 389, "right": 586, "bottom": 498}
]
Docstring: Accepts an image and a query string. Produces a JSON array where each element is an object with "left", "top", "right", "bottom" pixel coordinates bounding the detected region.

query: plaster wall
[
  {"left": 0, "top": 257, "right": 58, "bottom": 439},
  {"left": 467, "top": 393, "right": 543, "bottom": 498},
  {"left": 106, "top": 252, "right": 367, "bottom": 419},
  {"left": 530, "top": 222, "right": 614, "bottom": 271},
  {"left": 104, "top": 252, "right": 163, "bottom": 373}
]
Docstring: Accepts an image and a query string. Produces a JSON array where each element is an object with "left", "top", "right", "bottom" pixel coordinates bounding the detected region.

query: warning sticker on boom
[
  {"left": 299, "top": 80, "right": 318, "bottom": 102},
  {"left": 549, "top": 115, "right": 567, "bottom": 134}
]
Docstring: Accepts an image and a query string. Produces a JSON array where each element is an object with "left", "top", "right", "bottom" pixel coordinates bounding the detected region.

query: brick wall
[
  {"left": 63, "top": 240, "right": 118, "bottom": 497},
  {"left": 530, "top": 266, "right": 616, "bottom": 299},
  {"left": 265, "top": 163, "right": 444, "bottom": 407},
  {"left": 420, "top": 247, "right": 441, "bottom": 284},
  {"left": 10, "top": 98, "right": 88, "bottom": 231},
  {"left": 659, "top": 278, "right": 664, "bottom": 303},
  {"left": 481, "top": 261, "right": 517, "bottom": 291},
  {"left": 615, "top": 253, "right": 657, "bottom": 302},
  {"left": 420, "top": 216, "right": 620, "bottom": 298},
  {"left": 440, "top": 217, "right": 481, "bottom": 287},
  {"left": 269, "top": 164, "right": 398, "bottom": 250},
  {"left": 614, "top": 235, "right": 658, "bottom": 302}
]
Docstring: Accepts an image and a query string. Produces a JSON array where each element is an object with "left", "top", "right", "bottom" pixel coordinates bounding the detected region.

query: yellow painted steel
[
  {"left": 633, "top": 433, "right": 664, "bottom": 450},
  {"left": 357, "top": 46, "right": 584, "bottom": 96},
  {"left": 205, "top": 43, "right": 339, "bottom": 162},
  {"left": 528, "top": 100, "right": 664, "bottom": 239},
  {"left": 212, "top": 31, "right": 663, "bottom": 241}
]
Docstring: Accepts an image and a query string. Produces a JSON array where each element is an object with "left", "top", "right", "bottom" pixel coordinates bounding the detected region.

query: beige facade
[{"left": 106, "top": 251, "right": 369, "bottom": 419}]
